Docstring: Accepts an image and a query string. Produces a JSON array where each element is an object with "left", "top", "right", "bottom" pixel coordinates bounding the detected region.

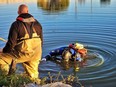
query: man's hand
[{"left": 41, "top": 58, "right": 46, "bottom": 61}]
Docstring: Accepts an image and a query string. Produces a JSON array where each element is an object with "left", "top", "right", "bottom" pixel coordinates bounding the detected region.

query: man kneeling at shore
[{"left": 0, "top": 4, "right": 43, "bottom": 83}]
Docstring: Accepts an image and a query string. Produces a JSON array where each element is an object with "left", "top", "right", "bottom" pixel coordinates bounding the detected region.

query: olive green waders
[{"left": 0, "top": 25, "right": 42, "bottom": 79}]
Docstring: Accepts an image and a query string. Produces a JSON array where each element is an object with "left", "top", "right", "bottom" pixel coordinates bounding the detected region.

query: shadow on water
[{"left": 37, "top": 0, "right": 69, "bottom": 13}]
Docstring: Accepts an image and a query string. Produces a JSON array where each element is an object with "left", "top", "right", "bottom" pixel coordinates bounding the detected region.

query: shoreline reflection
[
  {"left": 37, "top": 0, "right": 69, "bottom": 13},
  {"left": 78, "top": 0, "right": 85, "bottom": 5},
  {"left": 100, "top": 0, "right": 111, "bottom": 6}
]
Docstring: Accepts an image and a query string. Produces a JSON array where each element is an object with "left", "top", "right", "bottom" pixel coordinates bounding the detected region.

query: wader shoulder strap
[
  {"left": 22, "top": 22, "right": 34, "bottom": 39},
  {"left": 23, "top": 22, "right": 38, "bottom": 38}
]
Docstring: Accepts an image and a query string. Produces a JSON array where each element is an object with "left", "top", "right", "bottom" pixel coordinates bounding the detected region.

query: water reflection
[
  {"left": 37, "top": 0, "right": 69, "bottom": 13},
  {"left": 100, "top": 0, "right": 111, "bottom": 6},
  {"left": 78, "top": 0, "right": 85, "bottom": 5},
  {"left": 77, "top": 0, "right": 111, "bottom": 6}
]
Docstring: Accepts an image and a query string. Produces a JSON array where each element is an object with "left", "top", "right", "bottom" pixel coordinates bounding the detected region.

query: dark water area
[{"left": 0, "top": 0, "right": 116, "bottom": 87}]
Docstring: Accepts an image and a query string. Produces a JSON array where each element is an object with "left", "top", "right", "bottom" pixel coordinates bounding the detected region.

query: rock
[
  {"left": 24, "top": 82, "right": 72, "bottom": 87},
  {"left": 42, "top": 82, "right": 72, "bottom": 87},
  {"left": 24, "top": 83, "right": 41, "bottom": 87}
]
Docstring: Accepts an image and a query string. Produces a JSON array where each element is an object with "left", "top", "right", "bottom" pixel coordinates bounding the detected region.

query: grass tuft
[
  {"left": 0, "top": 69, "right": 32, "bottom": 87},
  {"left": 0, "top": 69, "right": 83, "bottom": 87}
]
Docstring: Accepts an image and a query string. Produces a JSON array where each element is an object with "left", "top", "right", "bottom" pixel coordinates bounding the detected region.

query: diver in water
[
  {"left": 42, "top": 43, "right": 98, "bottom": 71},
  {"left": 42, "top": 43, "right": 87, "bottom": 64}
]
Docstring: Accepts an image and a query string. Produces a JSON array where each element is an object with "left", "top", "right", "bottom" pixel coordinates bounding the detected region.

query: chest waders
[
  {"left": 0, "top": 22, "right": 42, "bottom": 79},
  {"left": 15, "top": 23, "right": 42, "bottom": 79}
]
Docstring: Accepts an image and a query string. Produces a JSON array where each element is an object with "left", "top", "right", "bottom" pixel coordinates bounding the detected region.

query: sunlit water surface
[{"left": 0, "top": 0, "right": 116, "bottom": 87}]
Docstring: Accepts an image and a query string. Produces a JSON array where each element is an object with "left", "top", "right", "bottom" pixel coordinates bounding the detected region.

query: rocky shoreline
[{"left": 24, "top": 82, "right": 72, "bottom": 87}]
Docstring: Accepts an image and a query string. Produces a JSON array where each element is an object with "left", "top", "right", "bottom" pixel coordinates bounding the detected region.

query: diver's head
[
  {"left": 69, "top": 43, "right": 84, "bottom": 50},
  {"left": 74, "top": 43, "right": 84, "bottom": 49},
  {"left": 69, "top": 43, "right": 87, "bottom": 57}
]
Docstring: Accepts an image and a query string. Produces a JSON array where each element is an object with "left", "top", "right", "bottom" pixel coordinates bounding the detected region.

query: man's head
[{"left": 18, "top": 4, "right": 28, "bottom": 15}]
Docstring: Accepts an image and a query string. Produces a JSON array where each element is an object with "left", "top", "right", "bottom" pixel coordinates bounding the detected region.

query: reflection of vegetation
[
  {"left": 100, "top": 0, "right": 111, "bottom": 5},
  {"left": 78, "top": 0, "right": 85, "bottom": 5},
  {"left": 37, "top": 0, "right": 69, "bottom": 13}
]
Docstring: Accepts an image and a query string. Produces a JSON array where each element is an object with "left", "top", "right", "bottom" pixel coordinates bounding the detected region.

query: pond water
[{"left": 0, "top": 0, "right": 116, "bottom": 87}]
